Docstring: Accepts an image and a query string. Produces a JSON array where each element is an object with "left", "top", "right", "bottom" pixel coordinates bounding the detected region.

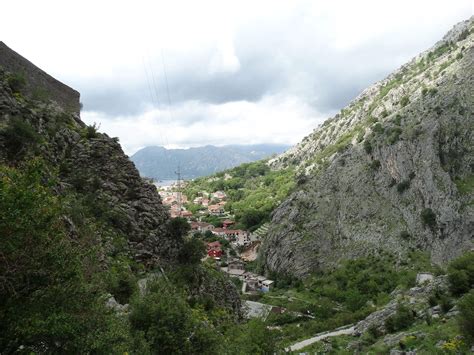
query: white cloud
[
  {"left": 208, "top": 38, "right": 241, "bottom": 75},
  {"left": 0, "top": 0, "right": 471, "bottom": 153},
  {"left": 82, "top": 94, "right": 327, "bottom": 155}
]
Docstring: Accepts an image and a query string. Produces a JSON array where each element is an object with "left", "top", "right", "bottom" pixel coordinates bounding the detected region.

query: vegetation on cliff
[{"left": 0, "top": 63, "right": 269, "bottom": 353}]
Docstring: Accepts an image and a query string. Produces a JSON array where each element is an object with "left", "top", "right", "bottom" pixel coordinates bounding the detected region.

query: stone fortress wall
[{"left": 0, "top": 41, "right": 80, "bottom": 113}]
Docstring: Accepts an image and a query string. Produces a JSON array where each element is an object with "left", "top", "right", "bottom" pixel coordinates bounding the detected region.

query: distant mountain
[{"left": 130, "top": 144, "right": 290, "bottom": 180}]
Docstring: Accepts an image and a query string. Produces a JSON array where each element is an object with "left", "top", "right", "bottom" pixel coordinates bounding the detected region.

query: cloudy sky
[{"left": 1, "top": 1, "right": 472, "bottom": 155}]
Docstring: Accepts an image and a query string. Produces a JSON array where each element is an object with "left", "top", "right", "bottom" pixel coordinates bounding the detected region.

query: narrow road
[{"left": 286, "top": 325, "right": 354, "bottom": 352}]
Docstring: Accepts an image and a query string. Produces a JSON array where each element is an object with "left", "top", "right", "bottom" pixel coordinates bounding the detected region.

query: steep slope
[
  {"left": 0, "top": 77, "right": 177, "bottom": 265},
  {"left": 261, "top": 18, "right": 474, "bottom": 277},
  {"left": 0, "top": 44, "right": 243, "bottom": 352},
  {"left": 131, "top": 144, "right": 289, "bottom": 180}
]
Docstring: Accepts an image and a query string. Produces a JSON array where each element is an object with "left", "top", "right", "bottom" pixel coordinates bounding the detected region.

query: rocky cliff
[
  {"left": 0, "top": 44, "right": 243, "bottom": 317},
  {"left": 261, "top": 18, "right": 474, "bottom": 277},
  {"left": 0, "top": 46, "right": 176, "bottom": 264}
]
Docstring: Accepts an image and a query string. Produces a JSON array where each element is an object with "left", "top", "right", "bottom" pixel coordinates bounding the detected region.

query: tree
[
  {"left": 224, "top": 319, "right": 276, "bottom": 354},
  {"left": 179, "top": 238, "right": 206, "bottom": 264},
  {"left": 130, "top": 280, "right": 218, "bottom": 354},
  {"left": 168, "top": 217, "right": 191, "bottom": 239},
  {"left": 458, "top": 291, "right": 474, "bottom": 345},
  {"left": 448, "top": 251, "right": 474, "bottom": 296}
]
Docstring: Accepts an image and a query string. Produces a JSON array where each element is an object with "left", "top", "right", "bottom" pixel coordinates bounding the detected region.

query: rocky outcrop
[
  {"left": 0, "top": 43, "right": 244, "bottom": 319},
  {"left": 354, "top": 276, "right": 449, "bottom": 336},
  {"left": 261, "top": 18, "right": 474, "bottom": 277},
  {"left": 0, "top": 56, "right": 176, "bottom": 265}
]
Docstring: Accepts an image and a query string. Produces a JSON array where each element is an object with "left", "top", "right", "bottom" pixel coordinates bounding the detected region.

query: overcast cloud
[{"left": 1, "top": 0, "right": 472, "bottom": 154}]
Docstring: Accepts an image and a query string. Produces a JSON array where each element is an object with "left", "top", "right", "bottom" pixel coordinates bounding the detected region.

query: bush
[
  {"left": 7, "top": 72, "right": 26, "bottom": 93},
  {"left": 400, "top": 96, "right": 410, "bottom": 107},
  {"left": 386, "top": 127, "right": 403, "bottom": 144},
  {"left": 178, "top": 238, "right": 206, "bottom": 264},
  {"left": 458, "top": 291, "right": 474, "bottom": 345},
  {"left": 397, "top": 180, "right": 410, "bottom": 193},
  {"left": 0, "top": 117, "right": 41, "bottom": 160},
  {"left": 364, "top": 140, "right": 373, "bottom": 154},
  {"left": 84, "top": 122, "right": 100, "bottom": 139},
  {"left": 399, "top": 231, "right": 410, "bottom": 240},
  {"left": 447, "top": 252, "right": 474, "bottom": 296},
  {"left": 130, "top": 280, "right": 219, "bottom": 354},
  {"left": 421, "top": 208, "right": 436, "bottom": 228},
  {"left": 224, "top": 319, "right": 276, "bottom": 354},
  {"left": 167, "top": 217, "right": 191, "bottom": 240},
  {"left": 385, "top": 303, "right": 415, "bottom": 333},
  {"left": 372, "top": 123, "right": 384, "bottom": 134},
  {"left": 370, "top": 160, "right": 381, "bottom": 170}
]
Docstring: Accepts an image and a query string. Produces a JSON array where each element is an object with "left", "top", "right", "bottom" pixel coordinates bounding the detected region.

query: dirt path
[{"left": 286, "top": 325, "right": 354, "bottom": 352}]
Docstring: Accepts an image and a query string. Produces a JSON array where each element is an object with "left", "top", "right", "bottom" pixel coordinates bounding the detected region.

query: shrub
[
  {"left": 364, "top": 140, "right": 373, "bottom": 154},
  {"left": 385, "top": 303, "right": 415, "bottom": 333},
  {"left": 393, "top": 114, "right": 402, "bottom": 126},
  {"left": 7, "top": 72, "right": 26, "bottom": 93},
  {"left": 400, "top": 96, "right": 410, "bottom": 107},
  {"left": 458, "top": 291, "right": 474, "bottom": 345},
  {"left": 397, "top": 180, "right": 410, "bottom": 193},
  {"left": 428, "top": 88, "right": 438, "bottom": 97},
  {"left": 400, "top": 231, "right": 410, "bottom": 240},
  {"left": 386, "top": 127, "right": 403, "bottom": 144},
  {"left": 447, "top": 252, "right": 474, "bottom": 296},
  {"left": 84, "top": 122, "right": 100, "bottom": 139},
  {"left": 0, "top": 117, "right": 41, "bottom": 160},
  {"left": 421, "top": 208, "right": 436, "bottom": 228},
  {"left": 130, "top": 280, "right": 219, "bottom": 354},
  {"left": 372, "top": 123, "right": 384, "bottom": 134},
  {"left": 370, "top": 160, "right": 381, "bottom": 170},
  {"left": 178, "top": 237, "right": 206, "bottom": 264},
  {"left": 167, "top": 217, "right": 191, "bottom": 240}
]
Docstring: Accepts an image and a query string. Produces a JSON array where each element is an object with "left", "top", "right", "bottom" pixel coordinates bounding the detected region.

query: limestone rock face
[{"left": 261, "top": 18, "right": 474, "bottom": 277}]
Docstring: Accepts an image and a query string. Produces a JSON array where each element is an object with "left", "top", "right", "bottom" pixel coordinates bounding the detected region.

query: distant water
[{"left": 154, "top": 179, "right": 177, "bottom": 187}]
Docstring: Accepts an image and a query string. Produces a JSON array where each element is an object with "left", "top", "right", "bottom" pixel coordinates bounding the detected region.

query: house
[
  {"left": 208, "top": 249, "right": 223, "bottom": 258},
  {"left": 180, "top": 210, "right": 193, "bottom": 219},
  {"left": 261, "top": 280, "right": 274, "bottom": 292},
  {"left": 227, "top": 259, "right": 246, "bottom": 277},
  {"left": 207, "top": 241, "right": 223, "bottom": 258},
  {"left": 207, "top": 241, "right": 221, "bottom": 250},
  {"left": 223, "top": 219, "right": 235, "bottom": 229},
  {"left": 242, "top": 272, "right": 274, "bottom": 293},
  {"left": 208, "top": 204, "right": 225, "bottom": 216},
  {"left": 212, "top": 191, "right": 227, "bottom": 200},
  {"left": 190, "top": 221, "right": 214, "bottom": 232},
  {"left": 234, "top": 232, "right": 251, "bottom": 247},
  {"left": 212, "top": 229, "right": 248, "bottom": 240}
]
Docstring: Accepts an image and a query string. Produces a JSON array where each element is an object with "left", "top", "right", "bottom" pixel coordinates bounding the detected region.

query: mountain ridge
[
  {"left": 260, "top": 17, "right": 474, "bottom": 277},
  {"left": 131, "top": 143, "right": 289, "bottom": 180}
]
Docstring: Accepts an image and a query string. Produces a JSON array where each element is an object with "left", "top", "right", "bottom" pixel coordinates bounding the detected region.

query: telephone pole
[{"left": 175, "top": 165, "right": 182, "bottom": 217}]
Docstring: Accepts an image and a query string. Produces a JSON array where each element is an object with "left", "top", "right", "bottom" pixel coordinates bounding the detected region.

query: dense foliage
[
  {"left": 457, "top": 290, "right": 474, "bottom": 345},
  {"left": 258, "top": 252, "right": 437, "bottom": 347},
  {"left": 447, "top": 251, "right": 474, "bottom": 296},
  {"left": 0, "top": 160, "right": 277, "bottom": 353},
  {"left": 184, "top": 160, "right": 295, "bottom": 230},
  {"left": 0, "top": 160, "right": 132, "bottom": 353}
]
